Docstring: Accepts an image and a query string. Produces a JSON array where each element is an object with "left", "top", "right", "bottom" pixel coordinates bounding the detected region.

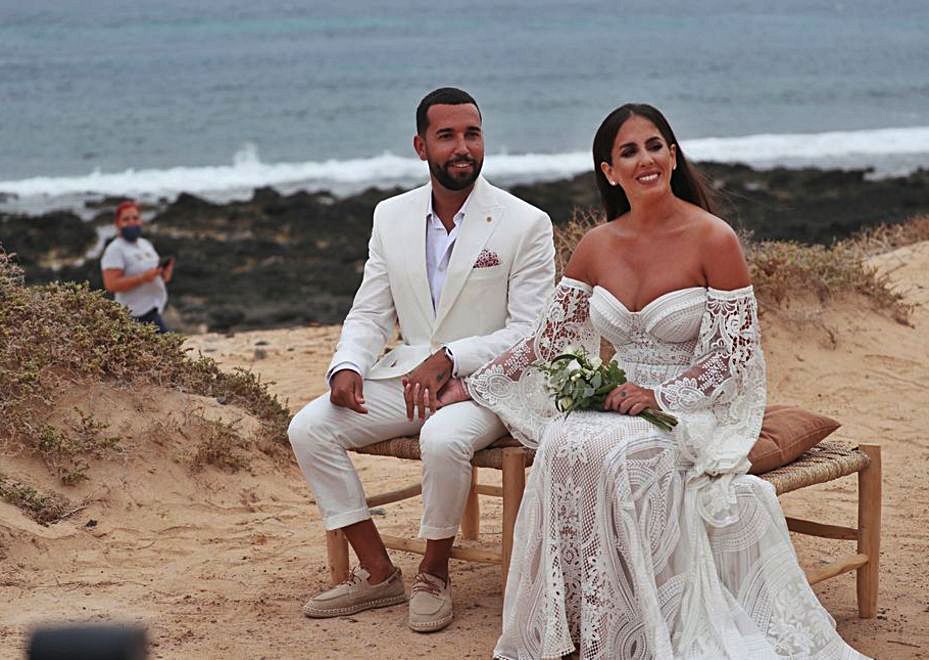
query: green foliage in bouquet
[{"left": 536, "top": 347, "right": 678, "bottom": 432}]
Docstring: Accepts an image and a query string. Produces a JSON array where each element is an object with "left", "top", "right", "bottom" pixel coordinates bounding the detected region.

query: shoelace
[
  {"left": 410, "top": 574, "right": 443, "bottom": 597},
  {"left": 341, "top": 567, "right": 365, "bottom": 587}
]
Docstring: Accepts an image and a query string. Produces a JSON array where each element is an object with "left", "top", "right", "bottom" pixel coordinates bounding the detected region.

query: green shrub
[
  {"left": 0, "top": 473, "right": 70, "bottom": 525},
  {"left": 0, "top": 249, "right": 290, "bottom": 482}
]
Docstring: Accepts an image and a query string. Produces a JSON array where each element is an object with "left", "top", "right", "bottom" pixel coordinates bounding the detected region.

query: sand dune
[{"left": 2, "top": 243, "right": 928, "bottom": 658}]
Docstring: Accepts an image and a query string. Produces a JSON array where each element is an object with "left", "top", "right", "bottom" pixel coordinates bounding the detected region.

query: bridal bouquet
[{"left": 536, "top": 346, "right": 678, "bottom": 432}]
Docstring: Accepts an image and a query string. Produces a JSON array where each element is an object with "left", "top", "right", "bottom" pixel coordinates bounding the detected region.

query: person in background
[{"left": 101, "top": 200, "right": 173, "bottom": 333}]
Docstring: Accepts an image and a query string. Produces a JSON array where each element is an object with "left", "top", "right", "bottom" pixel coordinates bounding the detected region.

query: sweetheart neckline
[{"left": 592, "top": 285, "right": 706, "bottom": 315}]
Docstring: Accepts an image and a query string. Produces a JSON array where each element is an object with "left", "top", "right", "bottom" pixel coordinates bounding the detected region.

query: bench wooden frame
[{"left": 326, "top": 438, "right": 881, "bottom": 618}]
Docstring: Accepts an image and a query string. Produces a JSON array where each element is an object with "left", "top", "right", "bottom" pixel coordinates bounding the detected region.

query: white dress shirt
[
  {"left": 329, "top": 190, "right": 472, "bottom": 381},
  {"left": 425, "top": 192, "right": 470, "bottom": 313}
]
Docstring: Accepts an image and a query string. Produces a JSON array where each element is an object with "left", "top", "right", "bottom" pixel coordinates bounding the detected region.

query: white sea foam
[
  {"left": 683, "top": 126, "right": 929, "bottom": 163},
  {"left": 2, "top": 126, "right": 928, "bottom": 210}
]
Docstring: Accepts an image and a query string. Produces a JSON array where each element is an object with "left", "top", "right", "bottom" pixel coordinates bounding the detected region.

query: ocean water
[{"left": 1, "top": 0, "right": 928, "bottom": 212}]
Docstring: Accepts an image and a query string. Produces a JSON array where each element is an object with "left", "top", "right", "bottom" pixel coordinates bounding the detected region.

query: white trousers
[{"left": 288, "top": 377, "right": 506, "bottom": 539}]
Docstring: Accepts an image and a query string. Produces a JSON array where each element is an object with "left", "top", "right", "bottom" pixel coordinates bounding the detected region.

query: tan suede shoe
[
  {"left": 407, "top": 572, "right": 453, "bottom": 632},
  {"left": 303, "top": 566, "right": 406, "bottom": 618}
]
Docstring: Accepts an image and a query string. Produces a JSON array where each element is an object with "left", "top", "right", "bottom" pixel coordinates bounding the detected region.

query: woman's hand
[
  {"left": 141, "top": 267, "right": 162, "bottom": 283},
  {"left": 603, "top": 383, "right": 658, "bottom": 416},
  {"left": 161, "top": 257, "right": 175, "bottom": 282},
  {"left": 436, "top": 378, "right": 471, "bottom": 408}
]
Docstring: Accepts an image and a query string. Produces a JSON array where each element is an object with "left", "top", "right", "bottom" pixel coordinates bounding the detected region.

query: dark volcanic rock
[
  {"left": 511, "top": 173, "right": 601, "bottom": 225},
  {"left": 129, "top": 185, "right": 402, "bottom": 330},
  {"left": 249, "top": 186, "right": 283, "bottom": 209},
  {"left": 6, "top": 163, "right": 929, "bottom": 332},
  {"left": 700, "top": 164, "right": 929, "bottom": 243},
  {"left": 84, "top": 195, "right": 133, "bottom": 210},
  {"left": 513, "top": 165, "right": 929, "bottom": 245},
  {"left": 0, "top": 211, "right": 96, "bottom": 267}
]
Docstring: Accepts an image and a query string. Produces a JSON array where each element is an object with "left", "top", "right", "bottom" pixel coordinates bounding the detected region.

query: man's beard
[{"left": 429, "top": 156, "right": 482, "bottom": 191}]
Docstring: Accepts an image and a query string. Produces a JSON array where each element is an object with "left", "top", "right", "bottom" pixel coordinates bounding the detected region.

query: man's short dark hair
[{"left": 416, "top": 87, "right": 481, "bottom": 135}]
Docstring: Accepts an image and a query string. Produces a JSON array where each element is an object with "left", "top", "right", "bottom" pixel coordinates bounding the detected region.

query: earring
[{"left": 608, "top": 179, "right": 617, "bottom": 186}]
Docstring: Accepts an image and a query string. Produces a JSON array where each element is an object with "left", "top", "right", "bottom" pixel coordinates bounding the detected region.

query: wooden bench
[{"left": 326, "top": 437, "right": 881, "bottom": 618}]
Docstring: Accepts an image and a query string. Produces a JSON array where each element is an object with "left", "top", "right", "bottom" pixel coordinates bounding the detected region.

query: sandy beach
[
  {"left": 1, "top": 242, "right": 928, "bottom": 658},
  {"left": 3, "top": 4, "right": 929, "bottom": 657}
]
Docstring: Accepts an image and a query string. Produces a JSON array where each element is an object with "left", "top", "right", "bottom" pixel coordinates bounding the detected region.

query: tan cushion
[{"left": 749, "top": 405, "right": 841, "bottom": 474}]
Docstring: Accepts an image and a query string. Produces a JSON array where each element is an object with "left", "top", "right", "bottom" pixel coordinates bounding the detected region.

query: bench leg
[
  {"left": 461, "top": 467, "right": 480, "bottom": 541},
  {"left": 326, "top": 529, "right": 350, "bottom": 585},
  {"left": 856, "top": 444, "right": 881, "bottom": 618},
  {"left": 501, "top": 448, "right": 526, "bottom": 589}
]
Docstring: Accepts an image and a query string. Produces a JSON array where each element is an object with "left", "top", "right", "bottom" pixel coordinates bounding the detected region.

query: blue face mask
[{"left": 120, "top": 225, "right": 143, "bottom": 242}]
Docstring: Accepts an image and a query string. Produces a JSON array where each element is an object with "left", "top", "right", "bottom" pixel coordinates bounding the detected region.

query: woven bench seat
[
  {"left": 761, "top": 439, "right": 871, "bottom": 495},
  {"left": 355, "top": 436, "right": 869, "bottom": 490},
  {"left": 329, "top": 436, "right": 881, "bottom": 618},
  {"left": 354, "top": 434, "right": 534, "bottom": 469}
]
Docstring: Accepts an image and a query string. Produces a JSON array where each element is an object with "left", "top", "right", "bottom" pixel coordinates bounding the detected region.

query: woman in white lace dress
[{"left": 438, "top": 104, "right": 867, "bottom": 659}]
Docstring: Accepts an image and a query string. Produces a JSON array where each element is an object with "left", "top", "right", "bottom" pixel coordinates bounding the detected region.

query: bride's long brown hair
[{"left": 592, "top": 104, "right": 716, "bottom": 221}]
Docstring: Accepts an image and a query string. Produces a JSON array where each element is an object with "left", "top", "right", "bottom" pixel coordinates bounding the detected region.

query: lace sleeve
[
  {"left": 654, "top": 285, "right": 767, "bottom": 481},
  {"left": 465, "top": 277, "right": 599, "bottom": 447}
]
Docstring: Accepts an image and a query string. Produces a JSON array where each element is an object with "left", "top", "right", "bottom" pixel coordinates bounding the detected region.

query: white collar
[{"left": 426, "top": 188, "right": 474, "bottom": 228}]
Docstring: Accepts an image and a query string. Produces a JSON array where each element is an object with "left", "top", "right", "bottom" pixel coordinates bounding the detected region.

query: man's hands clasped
[
  {"left": 329, "top": 350, "right": 462, "bottom": 419},
  {"left": 402, "top": 350, "right": 454, "bottom": 420}
]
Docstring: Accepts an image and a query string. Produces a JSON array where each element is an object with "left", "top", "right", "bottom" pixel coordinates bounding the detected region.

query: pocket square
[{"left": 473, "top": 249, "right": 501, "bottom": 269}]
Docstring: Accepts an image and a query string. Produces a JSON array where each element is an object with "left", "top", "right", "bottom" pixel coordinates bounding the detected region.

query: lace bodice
[{"left": 590, "top": 285, "right": 706, "bottom": 388}]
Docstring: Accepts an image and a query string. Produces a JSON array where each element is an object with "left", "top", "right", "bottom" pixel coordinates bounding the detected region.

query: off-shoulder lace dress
[{"left": 467, "top": 278, "right": 867, "bottom": 660}]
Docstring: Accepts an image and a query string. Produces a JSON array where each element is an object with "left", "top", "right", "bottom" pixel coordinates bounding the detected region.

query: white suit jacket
[{"left": 328, "top": 176, "right": 555, "bottom": 381}]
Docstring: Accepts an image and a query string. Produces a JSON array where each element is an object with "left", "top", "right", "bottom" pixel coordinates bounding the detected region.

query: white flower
[{"left": 566, "top": 359, "right": 581, "bottom": 373}]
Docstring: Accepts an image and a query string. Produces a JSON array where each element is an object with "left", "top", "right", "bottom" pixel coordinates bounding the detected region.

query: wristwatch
[{"left": 442, "top": 345, "right": 457, "bottom": 376}]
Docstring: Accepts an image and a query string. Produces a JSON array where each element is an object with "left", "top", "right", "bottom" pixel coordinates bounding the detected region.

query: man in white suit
[{"left": 289, "top": 88, "right": 555, "bottom": 632}]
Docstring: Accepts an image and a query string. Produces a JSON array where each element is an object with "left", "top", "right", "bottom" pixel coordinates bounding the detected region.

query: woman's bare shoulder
[
  {"left": 683, "top": 207, "right": 750, "bottom": 289},
  {"left": 563, "top": 222, "right": 614, "bottom": 283}
]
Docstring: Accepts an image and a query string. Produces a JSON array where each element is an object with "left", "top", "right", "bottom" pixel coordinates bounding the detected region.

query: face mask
[{"left": 120, "top": 225, "right": 143, "bottom": 242}]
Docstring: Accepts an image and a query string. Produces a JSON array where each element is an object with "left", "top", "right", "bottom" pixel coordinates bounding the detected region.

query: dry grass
[
  {"left": 554, "top": 208, "right": 603, "bottom": 278},
  {"left": 843, "top": 213, "right": 929, "bottom": 257},
  {"left": 552, "top": 209, "right": 920, "bottom": 324},
  {"left": 33, "top": 409, "right": 122, "bottom": 486},
  {"left": 186, "top": 416, "right": 251, "bottom": 473},
  {"left": 746, "top": 240, "right": 911, "bottom": 323}
]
